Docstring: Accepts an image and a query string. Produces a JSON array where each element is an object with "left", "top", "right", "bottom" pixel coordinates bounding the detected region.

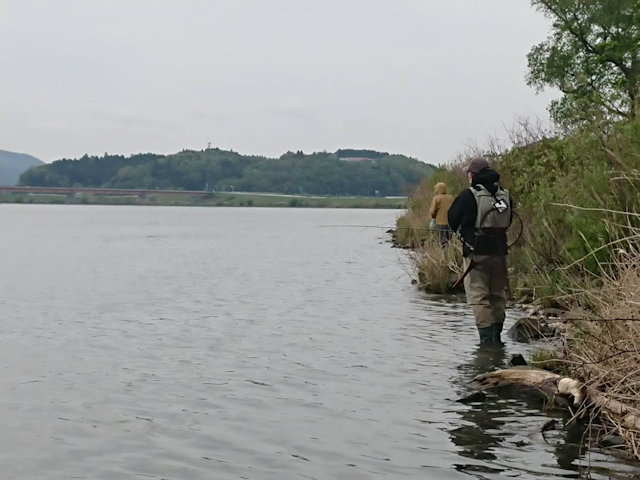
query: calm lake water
[{"left": 1, "top": 205, "right": 637, "bottom": 479}]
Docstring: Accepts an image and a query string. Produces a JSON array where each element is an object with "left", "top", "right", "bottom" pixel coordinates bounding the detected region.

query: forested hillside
[
  {"left": 0, "top": 150, "right": 44, "bottom": 185},
  {"left": 19, "top": 149, "right": 434, "bottom": 197}
]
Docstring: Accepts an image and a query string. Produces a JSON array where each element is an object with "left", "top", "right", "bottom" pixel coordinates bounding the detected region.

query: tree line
[{"left": 18, "top": 149, "right": 435, "bottom": 197}]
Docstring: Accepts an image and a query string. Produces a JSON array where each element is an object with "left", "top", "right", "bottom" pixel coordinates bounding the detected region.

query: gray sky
[{"left": 1, "top": 0, "right": 557, "bottom": 164}]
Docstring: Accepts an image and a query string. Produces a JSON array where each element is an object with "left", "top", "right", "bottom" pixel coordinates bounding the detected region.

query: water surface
[{"left": 0, "top": 205, "right": 636, "bottom": 479}]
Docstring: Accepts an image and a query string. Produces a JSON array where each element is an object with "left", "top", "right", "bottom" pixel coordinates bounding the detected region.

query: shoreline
[
  {"left": 0, "top": 191, "right": 407, "bottom": 209},
  {"left": 393, "top": 226, "right": 640, "bottom": 462}
]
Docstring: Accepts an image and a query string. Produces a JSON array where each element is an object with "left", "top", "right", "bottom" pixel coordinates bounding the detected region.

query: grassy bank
[
  {"left": 398, "top": 119, "right": 640, "bottom": 457},
  {"left": 398, "top": 119, "right": 640, "bottom": 303},
  {"left": 0, "top": 191, "right": 407, "bottom": 209}
]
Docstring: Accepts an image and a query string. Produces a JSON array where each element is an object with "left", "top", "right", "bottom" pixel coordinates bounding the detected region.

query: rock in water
[{"left": 508, "top": 317, "right": 556, "bottom": 342}]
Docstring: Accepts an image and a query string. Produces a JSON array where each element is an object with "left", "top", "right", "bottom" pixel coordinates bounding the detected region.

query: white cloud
[{"left": 0, "top": 0, "right": 558, "bottom": 163}]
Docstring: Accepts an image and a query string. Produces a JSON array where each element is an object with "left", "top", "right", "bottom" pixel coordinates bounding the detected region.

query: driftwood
[
  {"left": 470, "top": 367, "right": 640, "bottom": 433},
  {"left": 585, "top": 386, "right": 640, "bottom": 432}
]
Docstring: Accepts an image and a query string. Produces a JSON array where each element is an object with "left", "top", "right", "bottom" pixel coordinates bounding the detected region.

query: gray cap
[{"left": 464, "top": 156, "right": 490, "bottom": 174}]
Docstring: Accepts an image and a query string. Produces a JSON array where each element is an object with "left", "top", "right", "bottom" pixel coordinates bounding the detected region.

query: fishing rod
[{"left": 319, "top": 224, "right": 434, "bottom": 231}]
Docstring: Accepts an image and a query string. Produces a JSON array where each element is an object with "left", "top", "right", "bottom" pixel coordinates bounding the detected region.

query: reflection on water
[
  {"left": 449, "top": 343, "right": 639, "bottom": 480},
  {"left": 0, "top": 205, "right": 638, "bottom": 479},
  {"left": 451, "top": 345, "right": 508, "bottom": 464}
]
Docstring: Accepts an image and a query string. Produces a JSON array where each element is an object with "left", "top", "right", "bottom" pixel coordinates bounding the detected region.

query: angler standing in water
[
  {"left": 429, "top": 182, "right": 454, "bottom": 246},
  {"left": 447, "top": 157, "right": 512, "bottom": 345}
]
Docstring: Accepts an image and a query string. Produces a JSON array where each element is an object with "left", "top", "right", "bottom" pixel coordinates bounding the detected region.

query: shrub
[{"left": 409, "top": 236, "right": 463, "bottom": 294}]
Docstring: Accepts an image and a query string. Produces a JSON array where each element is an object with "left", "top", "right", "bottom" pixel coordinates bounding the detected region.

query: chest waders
[
  {"left": 464, "top": 185, "right": 511, "bottom": 344},
  {"left": 451, "top": 185, "right": 511, "bottom": 290}
]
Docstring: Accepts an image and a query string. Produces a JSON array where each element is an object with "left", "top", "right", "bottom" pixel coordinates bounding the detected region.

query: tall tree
[{"left": 527, "top": 0, "right": 640, "bottom": 129}]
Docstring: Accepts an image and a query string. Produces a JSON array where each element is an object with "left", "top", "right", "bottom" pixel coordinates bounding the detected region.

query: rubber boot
[
  {"left": 492, "top": 322, "right": 504, "bottom": 344},
  {"left": 477, "top": 326, "right": 493, "bottom": 345}
]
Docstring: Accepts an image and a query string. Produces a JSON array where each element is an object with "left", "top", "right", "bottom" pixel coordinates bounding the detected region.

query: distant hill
[
  {"left": 0, "top": 150, "right": 44, "bottom": 185},
  {"left": 18, "top": 148, "right": 436, "bottom": 197}
]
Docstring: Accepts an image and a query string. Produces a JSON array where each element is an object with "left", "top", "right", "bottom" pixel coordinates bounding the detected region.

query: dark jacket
[{"left": 447, "top": 167, "right": 512, "bottom": 257}]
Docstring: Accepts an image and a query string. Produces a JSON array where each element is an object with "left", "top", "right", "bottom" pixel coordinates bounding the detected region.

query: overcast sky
[{"left": 1, "top": 0, "right": 558, "bottom": 164}]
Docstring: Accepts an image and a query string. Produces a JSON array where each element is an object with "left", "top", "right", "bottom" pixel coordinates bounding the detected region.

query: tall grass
[
  {"left": 400, "top": 118, "right": 640, "bottom": 301},
  {"left": 548, "top": 203, "right": 640, "bottom": 457},
  {"left": 394, "top": 165, "right": 467, "bottom": 289},
  {"left": 409, "top": 236, "right": 463, "bottom": 293}
]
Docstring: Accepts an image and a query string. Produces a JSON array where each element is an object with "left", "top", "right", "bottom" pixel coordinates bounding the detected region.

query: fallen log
[
  {"left": 470, "top": 367, "right": 640, "bottom": 433},
  {"left": 586, "top": 386, "right": 640, "bottom": 433},
  {"left": 470, "top": 367, "right": 583, "bottom": 406}
]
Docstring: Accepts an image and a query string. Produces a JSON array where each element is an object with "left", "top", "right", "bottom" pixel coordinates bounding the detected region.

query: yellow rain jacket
[{"left": 429, "top": 182, "right": 454, "bottom": 226}]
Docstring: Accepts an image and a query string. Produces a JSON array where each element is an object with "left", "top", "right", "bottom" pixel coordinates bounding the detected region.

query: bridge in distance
[
  {"left": 0, "top": 186, "right": 215, "bottom": 198},
  {"left": 0, "top": 186, "right": 405, "bottom": 200}
]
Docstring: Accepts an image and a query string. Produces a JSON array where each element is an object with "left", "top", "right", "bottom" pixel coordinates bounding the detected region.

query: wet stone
[
  {"left": 508, "top": 354, "right": 527, "bottom": 367},
  {"left": 456, "top": 391, "right": 487, "bottom": 404},
  {"left": 508, "top": 317, "right": 557, "bottom": 343}
]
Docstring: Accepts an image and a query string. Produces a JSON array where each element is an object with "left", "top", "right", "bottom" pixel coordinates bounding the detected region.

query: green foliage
[
  {"left": 400, "top": 116, "right": 640, "bottom": 302},
  {"left": 18, "top": 148, "right": 435, "bottom": 197},
  {"left": 496, "top": 121, "right": 636, "bottom": 278},
  {"left": 527, "top": 0, "right": 640, "bottom": 129},
  {"left": 335, "top": 149, "right": 387, "bottom": 159},
  {"left": 19, "top": 153, "right": 162, "bottom": 188},
  {"left": 530, "top": 348, "right": 570, "bottom": 376}
]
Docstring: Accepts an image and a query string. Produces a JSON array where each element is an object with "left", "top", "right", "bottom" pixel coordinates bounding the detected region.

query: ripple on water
[{"left": 0, "top": 206, "right": 637, "bottom": 479}]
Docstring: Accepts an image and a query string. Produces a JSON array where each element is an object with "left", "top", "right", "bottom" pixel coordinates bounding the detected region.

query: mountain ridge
[
  {"left": 0, "top": 150, "right": 44, "bottom": 186},
  {"left": 18, "top": 148, "right": 435, "bottom": 197}
]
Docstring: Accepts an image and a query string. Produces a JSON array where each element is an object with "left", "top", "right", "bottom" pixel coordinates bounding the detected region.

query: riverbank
[
  {"left": 483, "top": 298, "right": 640, "bottom": 461},
  {"left": 0, "top": 190, "right": 407, "bottom": 209},
  {"left": 397, "top": 226, "right": 640, "bottom": 460},
  {"left": 394, "top": 125, "right": 640, "bottom": 460}
]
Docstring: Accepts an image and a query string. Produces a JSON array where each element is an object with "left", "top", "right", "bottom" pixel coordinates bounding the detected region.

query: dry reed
[
  {"left": 410, "top": 236, "right": 463, "bottom": 293},
  {"left": 555, "top": 202, "right": 640, "bottom": 458}
]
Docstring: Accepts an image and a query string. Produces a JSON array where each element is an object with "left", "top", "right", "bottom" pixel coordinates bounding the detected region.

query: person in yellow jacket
[{"left": 429, "top": 182, "right": 454, "bottom": 246}]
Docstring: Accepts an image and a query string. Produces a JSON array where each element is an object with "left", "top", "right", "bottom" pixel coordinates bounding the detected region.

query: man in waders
[{"left": 447, "top": 156, "right": 512, "bottom": 345}]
